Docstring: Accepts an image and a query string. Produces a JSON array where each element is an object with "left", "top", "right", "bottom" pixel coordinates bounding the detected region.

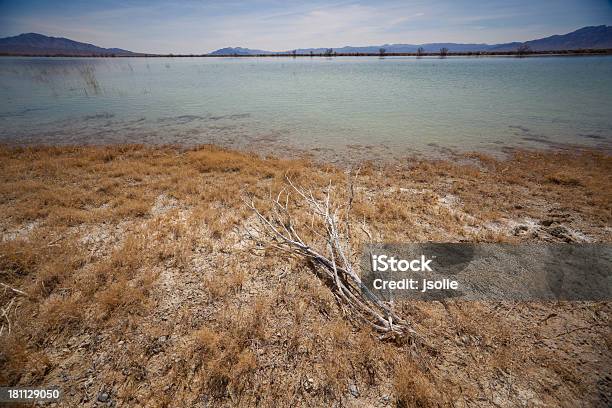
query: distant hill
[
  {"left": 0, "top": 33, "right": 139, "bottom": 56},
  {"left": 491, "top": 25, "right": 612, "bottom": 51},
  {"left": 209, "top": 47, "right": 272, "bottom": 56},
  {"left": 211, "top": 25, "right": 612, "bottom": 55}
]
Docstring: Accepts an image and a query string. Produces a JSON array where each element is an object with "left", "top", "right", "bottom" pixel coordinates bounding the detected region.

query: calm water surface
[{"left": 1, "top": 56, "right": 611, "bottom": 158}]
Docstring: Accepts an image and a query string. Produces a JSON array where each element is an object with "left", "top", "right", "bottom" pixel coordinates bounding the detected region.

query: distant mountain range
[
  {"left": 210, "top": 25, "right": 612, "bottom": 55},
  {"left": 1, "top": 25, "right": 611, "bottom": 57},
  {"left": 0, "top": 33, "right": 138, "bottom": 56}
]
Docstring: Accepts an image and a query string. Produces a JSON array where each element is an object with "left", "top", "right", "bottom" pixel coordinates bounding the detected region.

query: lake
[{"left": 1, "top": 56, "right": 611, "bottom": 159}]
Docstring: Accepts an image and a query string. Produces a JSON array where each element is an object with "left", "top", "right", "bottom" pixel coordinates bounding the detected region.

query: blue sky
[{"left": 0, "top": 0, "right": 610, "bottom": 53}]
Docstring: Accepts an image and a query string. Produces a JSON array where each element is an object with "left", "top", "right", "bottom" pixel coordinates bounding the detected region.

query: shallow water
[{"left": 1, "top": 56, "right": 611, "bottom": 157}]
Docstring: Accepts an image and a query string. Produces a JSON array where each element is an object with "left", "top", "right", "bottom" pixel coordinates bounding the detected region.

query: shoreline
[
  {"left": 2, "top": 49, "right": 612, "bottom": 57},
  {"left": 1, "top": 137, "right": 610, "bottom": 169}
]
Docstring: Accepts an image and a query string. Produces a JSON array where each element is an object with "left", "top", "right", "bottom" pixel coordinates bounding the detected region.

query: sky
[{"left": 0, "top": 0, "right": 611, "bottom": 53}]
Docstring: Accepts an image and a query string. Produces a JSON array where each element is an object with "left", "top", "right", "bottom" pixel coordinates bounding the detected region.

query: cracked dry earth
[{"left": 0, "top": 145, "right": 610, "bottom": 407}]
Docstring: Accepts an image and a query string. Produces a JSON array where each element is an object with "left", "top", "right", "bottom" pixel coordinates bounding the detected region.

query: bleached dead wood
[
  {"left": 0, "top": 283, "right": 27, "bottom": 336},
  {"left": 0, "top": 298, "right": 15, "bottom": 336},
  {"left": 0, "top": 282, "right": 28, "bottom": 297},
  {"left": 246, "top": 176, "right": 417, "bottom": 340}
]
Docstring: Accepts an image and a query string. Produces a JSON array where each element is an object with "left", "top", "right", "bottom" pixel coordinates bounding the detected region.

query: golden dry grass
[{"left": 0, "top": 144, "right": 610, "bottom": 407}]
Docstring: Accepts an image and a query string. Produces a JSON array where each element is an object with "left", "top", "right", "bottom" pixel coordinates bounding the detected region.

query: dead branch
[
  {"left": 245, "top": 176, "right": 418, "bottom": 340},
  {"left": 0, "top": 283, "right": 28, "bottom": 337},
  {"left": 0, "top": 298, "right": 15, "bottom": 336},
  {"left": 1, "top": 282, "right": 28, "bottom": 297}
]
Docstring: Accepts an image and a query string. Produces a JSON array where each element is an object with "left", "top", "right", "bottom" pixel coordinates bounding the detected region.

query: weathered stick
[
  {"left": 0, "top": 282, "right": 28, "bottom": 297},
  {"left": 246, "top": 176, "right": 418, "bottom": 340}
]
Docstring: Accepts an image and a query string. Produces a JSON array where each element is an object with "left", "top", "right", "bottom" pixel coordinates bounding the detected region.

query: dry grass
[{"left": 0, "top": 144, "right": 610, "bottom": 407}]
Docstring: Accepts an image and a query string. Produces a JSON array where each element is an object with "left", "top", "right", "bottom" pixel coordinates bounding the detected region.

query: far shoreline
[{"left": 1, "top": 48, "right": 612, "bottom": 58}]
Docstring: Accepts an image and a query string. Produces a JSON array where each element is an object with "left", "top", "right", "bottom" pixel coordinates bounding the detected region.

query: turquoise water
[{"left": 1, "top": 56, "right": 611, "bottom": 157}]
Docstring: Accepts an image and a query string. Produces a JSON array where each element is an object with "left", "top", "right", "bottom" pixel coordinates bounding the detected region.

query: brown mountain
[{"left": 0, "top": 33, "right": 139, "bottom": 56}]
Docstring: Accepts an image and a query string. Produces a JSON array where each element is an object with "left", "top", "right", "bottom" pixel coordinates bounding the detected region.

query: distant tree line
[{"left": 3, "top": 47, "right": 610, "bottom": 58}]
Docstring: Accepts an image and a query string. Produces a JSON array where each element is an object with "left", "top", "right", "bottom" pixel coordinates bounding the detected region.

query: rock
[
  {"left": 540, "top": 219, "right": 555, "bottom": 227},
  {"left": 548, "top": 226, "right": 573, "bottom": 242},
  {"left": 348, "top": 383, "right": 359, "bottom": 397},
  {"left": 97, "top": 392, "right": 110, "bottom": 403},
  {"left": 512, "top": 225, "right": 528, "bottom": 235},
  {"left": 549, "top": 226, "right": 566, "bottom": 236},
  {"left": 302, "top": 377, "right": 314, "bottom": 392},
  {"left": 158, "top": 335, "right": 168, "bottom": 343}
]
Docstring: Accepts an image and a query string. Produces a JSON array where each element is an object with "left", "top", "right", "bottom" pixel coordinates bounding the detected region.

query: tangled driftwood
[{"left": 246, "top": 176, "right": 417, "bottom": 340}]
